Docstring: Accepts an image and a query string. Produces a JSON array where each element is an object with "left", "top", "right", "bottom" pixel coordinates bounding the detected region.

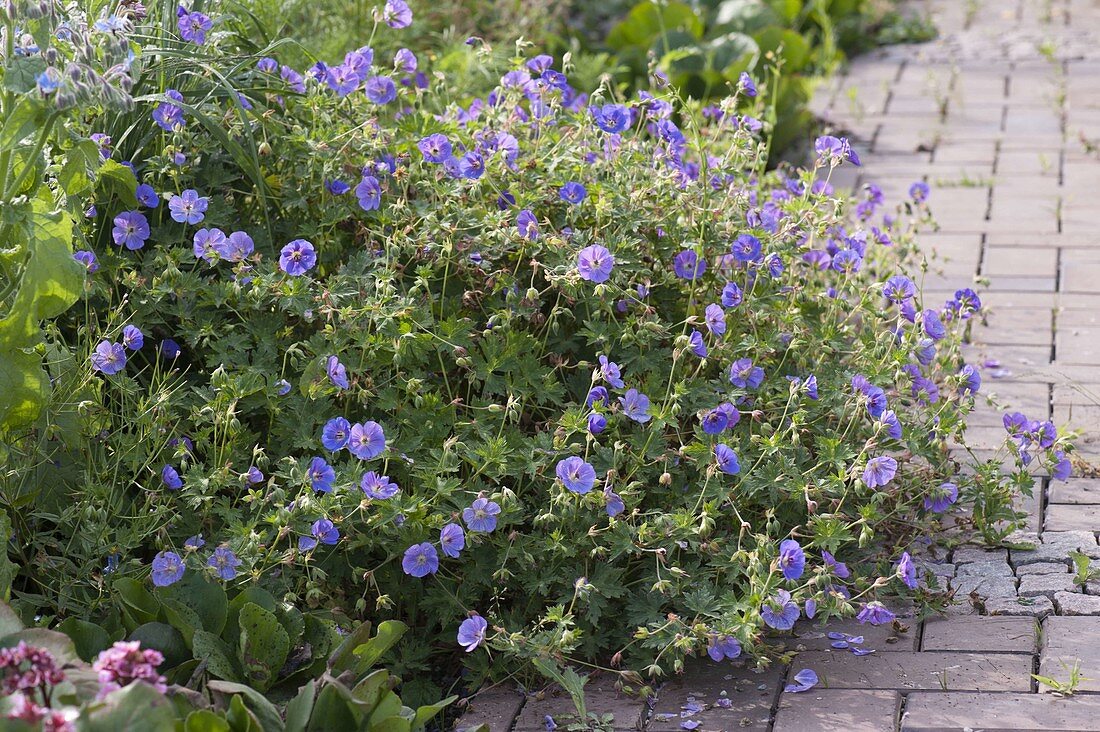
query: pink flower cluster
[
  {"left": 0, "top": 641, "right": 65, "bottom": 695},
  {"left": 1, "top": 642, "right": 71, "bottom": 731},
  {"left": 92, "top": 641, "right": 167, "bottom": 699},
  {"left": 7, "top": 695, "right": 73, "bottom": 731}
]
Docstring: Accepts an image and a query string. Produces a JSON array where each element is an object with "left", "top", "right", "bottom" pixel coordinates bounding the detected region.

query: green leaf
[
  {"left": 2, "top": 56, "right": 47, "bottom": 94},
  {"left": 129, "top": 622, "right": 189, "bottom": 669},
  {"left": 607, "top": 1, "right": 704, "bottom": 50},
  {"left": 753, "top": 26, "right": 811, "bottom": 71},
  {"left": 714, "top": 0, "right": 780, "bottom": 32},
  {"left": 0, "top": 200, "right": 84, "bottom": 430},
  {"left": 350, "top": 668, "right": 391, "bottom": 710},
  {"left": 0, "top": 97, "right": 45, "bottom": 152},
  {"left": 96, "top": 159, "right": 139, "bottom": 207},
  {"left": 158, "top": 571, "right": 229, "bottom": 637},
  {"left": 80, "top": 681, "right": 178, "bottom": 731},
  {"left": 58, "top": 139, "right": 102, "bottom": 197},
  {"left": 223, "top": 586, "right": 277, "bottom": 642},
  {"left": 327, "top": 620, "right": 374, "bottom": 674},
  {"left": 237, "top": 602, "right": 290, "bottom": 691},
  {"left": 0, "top": 629, "right": 79, "bottom": 665},
  {"left": 193, "top": 629, "right": 243, "bottom": 682},
  {"left": 0, "top": 511, "right": 16, "bottom": 604},
  {"left": 207, "top": 680, "right": 285, "bottom": 732},
  {"left": 284, "top": 680, "right": 316, "bottom": 732},
  {"left": 306, "top": 683, "right": 360, "bottom": 731},
  {"left": 0, "top": 600, "right": 23, "bottom": 636},
  {"left": 185, "top": 710, "right": 232, "bottom": 732},
  {"left": 57, "top": 618, "right": 110, "bottom": 662},
  {"left": 161, "top": 598, "right": 204, "bottom": 647},
  {"left": 112, "top": 577, "right": 160, "bottom": 625},
  {"left": 351, "top": 620, "right": 407, "bottom": 673},
  {"left": 226, "top": 694, "right": 264, "bottom": 732},
  {"left": 411, "top": 695, "right": 456, "bottom": 731}
]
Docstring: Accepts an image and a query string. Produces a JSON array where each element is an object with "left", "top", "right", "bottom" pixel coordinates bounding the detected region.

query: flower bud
[{"left": 659, "top": 472, "right": 672, "bottom": 485}]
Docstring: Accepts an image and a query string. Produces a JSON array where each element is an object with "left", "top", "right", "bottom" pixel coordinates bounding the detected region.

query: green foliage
[
  {"left": 0, "top": 598, "right": 454, "bottom": 731},
  {"left": 602, "top": 0, "right": 932, "bottom": 154}
]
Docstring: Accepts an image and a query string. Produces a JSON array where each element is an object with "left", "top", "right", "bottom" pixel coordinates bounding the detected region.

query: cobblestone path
[{"left": 455, "top": 0, "right": 1100, "bottom": 728}]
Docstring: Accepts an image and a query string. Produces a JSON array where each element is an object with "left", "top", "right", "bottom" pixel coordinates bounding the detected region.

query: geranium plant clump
[{"left": 3, "top": 0, "right": 1073, "bottom": 702}]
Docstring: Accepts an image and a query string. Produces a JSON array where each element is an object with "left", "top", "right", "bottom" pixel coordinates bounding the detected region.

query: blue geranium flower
[{"left": 556, "top": 456, "right": 596, "bottom": 494}]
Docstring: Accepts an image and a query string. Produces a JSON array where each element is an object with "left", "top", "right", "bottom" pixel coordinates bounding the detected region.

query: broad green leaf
[
  {"left": 754, "top": 26, "right": 811, "bottom": 70},
  {"left": 0, "top": 511, "right": 15, "bottom": 603},
  {"left": 129, "top": 622, "right": 189, "bottom": 669},
  {"left": 284, "top": 680, "right": 316, "bottom": 732},
  {"left": 96, "top": 159, "right": 139, "bottom": 207},
  {"left": 0, "top": 199, "right": 84, "bottom": 430},
  {"left": 0, "top": 97, "right": 45, "bottom": 151},
  {"left": 58, "top": 139, "right": 102, "bottom": 197},
  {"left": 0, "top": 628, "right": 80, "bottom": 665},
  {"left": 57, "top": 618, "right": 110, "bottom": 662},
  {"left": 237, "top": 602, "right": 290, "bottom": 691},
  {"left": 223, "top": 586, "right": 277, "bottom": 642},
  {"left": 607, "top": 2, "right": 704, "bottom": 50},
  {"left": 411, "top": 695, "right": 456, "bottom": 731},
  {"left": 351, "top": 620, "right": 407, "bottom": 673},
  {"left": 207, "top": 680, "right": 285, "bottom": 732},
  {"left": 306, "top": 683, "right": 359, "bottom": 731},
  {"left": 193, "top": 629, "right": 243, "bottom": 682},
  {"left": 2, "top": 56, "right": 47, "bottom": 93},
  {"left": 327, "top": 620, "right": 374, "bottom": 674},
  {"left": 0, "top": 600, "right": 23, "bottom": 636},
  {"left": 185, "top": 710, "right": 232, "bottom": 732},
  {"left": 226, "top": 695, "right": 264, "bottom": 732},
  {"left": 158, "top": 571, "right": 229, "bottom": 637},
  {"left": 80, "top": 681, "right": 178, "bottom": 731},
  {"left": 112, "top": 577, "right": 160, "bottom": 625}
]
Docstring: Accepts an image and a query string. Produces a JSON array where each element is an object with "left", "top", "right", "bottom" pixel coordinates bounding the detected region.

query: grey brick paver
[
  {"left": 792, "top": 651, "right": 1033, "bottom": 691},
  {"left": 903, "top": 692, "right": 1100, "bottom": 731},
  {"left": 922, "top": 616, "right": 1036, "bottom": 652},
  {"left": 1040, "top": 616, "right": 1100, "bottom": 693},
  {"left": 772, "top": 690, "right": 899, "bottom": 731}
]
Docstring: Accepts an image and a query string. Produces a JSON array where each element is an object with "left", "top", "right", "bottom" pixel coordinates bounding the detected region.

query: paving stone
[
  {"left": 644, "top": 660, "right": 783, "bottom": 732},
  {"left": 955, "top": 560, "right": 1015, "bottom": 578},
  {"left": 921, "top": 615, "right": 1036, "bottom": 652},
  {"left": 916, "top": 561, "right": 955, "bottom": 580},
  {"left": 1019, "top": 573, "right": 1079, "bottom": 599},
  {"left": 985, "top": 595, "right": 1055, "bottom": 618},
  {"left": 454, "top": 688, "right": 525, "bottom": 732},
  {"left": 1047, "top": 505, "right": 1100, "bottom": 533},
  {"left": 1054, "top": 591, "right": 1100, "bottom": 616},
  {"left": 787, "top": 617, "right": 918, "bottom": 652},
  {"left": 772, "top": 689, "right": 899, "bottom": 732},
  {"left": 1047, "top": 478, "right": 1100, "bottom": 504},
  {"left": 792, "top": 651, "right": 1033, "bottom": 691},
  {"left": 1011, "top": 544, "right": 1075, "bottom": 567},
  {"left": 1016, "top": 562, "right": 1070, "bottom": 576},
  {"left": 950, "top": 574, "right": 1018, "bottom": 599},
  {"left": 1040, "top": 616, "right": 1100, "bottom": 693},
  {"left": 952, "top": 546, "right": 1009, "bottom": 565},
  {"left": 513, "top": 675, "right": 646, "bottom": 731},
  {"left": 902, "top": 692, "right": 1100, "bottom": 731}
]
